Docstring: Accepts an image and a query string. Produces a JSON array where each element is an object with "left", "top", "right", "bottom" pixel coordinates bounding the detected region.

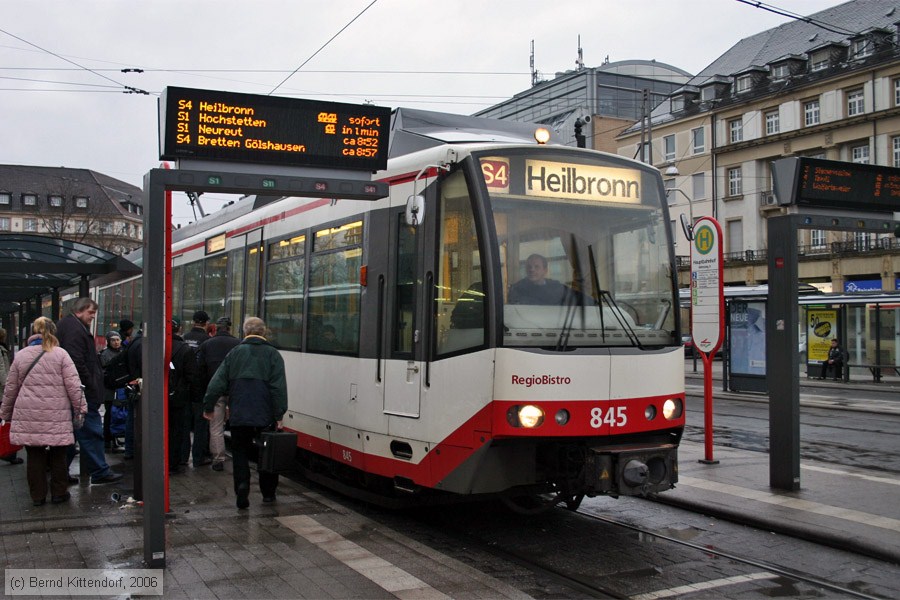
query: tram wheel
[
  {"left": 564, "top": 493, "right": 585, "bottom": 511},
  {"left": 501, "top": 493, "right": 561, "bottom": 515}
]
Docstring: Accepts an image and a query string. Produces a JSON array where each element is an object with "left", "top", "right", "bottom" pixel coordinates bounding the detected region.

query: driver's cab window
[{"left": 436, "top": 170, "right": 485, "bottom": 356}]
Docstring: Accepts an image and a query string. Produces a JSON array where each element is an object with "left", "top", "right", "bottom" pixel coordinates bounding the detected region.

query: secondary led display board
[
  {"left": 159, "top": 87, "right": 390, "bottom": 171},
  {"left": 773, "top": 157, "right": 900, "bottom": 213}
]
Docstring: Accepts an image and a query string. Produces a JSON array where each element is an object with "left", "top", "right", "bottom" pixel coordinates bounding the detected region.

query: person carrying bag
[{"left": 0, "top": 317, "right": 87, "bottom": 506}]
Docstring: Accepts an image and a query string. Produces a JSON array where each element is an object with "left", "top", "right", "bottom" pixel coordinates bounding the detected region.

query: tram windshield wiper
[{"left": 587, "top": 244, "right": 643, "bottom": 349}]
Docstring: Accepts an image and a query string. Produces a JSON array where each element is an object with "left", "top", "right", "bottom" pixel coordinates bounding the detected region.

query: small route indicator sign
[
  {"left": 690, "top": 216, "right": 724, "bottom": 357},
  {"left": 159, "top": 87, "right": 390, "bottom": 171}
]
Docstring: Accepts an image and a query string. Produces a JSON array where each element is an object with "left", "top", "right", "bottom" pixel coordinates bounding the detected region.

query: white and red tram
[{"left": 96, "top": 109, "right": 685, "bottom": 508}]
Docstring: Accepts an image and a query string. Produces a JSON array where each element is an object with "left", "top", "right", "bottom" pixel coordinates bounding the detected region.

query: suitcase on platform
[
  {"left": 0, "top": 421, "right": 22, "bottom": 457},
  {"left": 258, "top": 431, "right": 297, "bottom": 473}
]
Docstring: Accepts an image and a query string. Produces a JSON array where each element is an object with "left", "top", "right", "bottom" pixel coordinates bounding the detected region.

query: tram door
[{"left": 384, "top": 207, "right": 426, "bottom": 417}]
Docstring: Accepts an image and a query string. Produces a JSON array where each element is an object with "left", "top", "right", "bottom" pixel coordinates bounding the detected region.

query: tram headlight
[
  {"left": 534, "top": 128, "right": 551, "bottom": 144},
  {"left": 662, "top": 398, "right": 683, "bottom": 420},
  {"left": 519, "top": 405, "right": 544, "bottom": 428}
]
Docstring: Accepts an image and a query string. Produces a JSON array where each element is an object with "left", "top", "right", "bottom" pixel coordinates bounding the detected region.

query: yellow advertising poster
[{"left": 807, "top": 309, "right": 837, "bottom": 362}]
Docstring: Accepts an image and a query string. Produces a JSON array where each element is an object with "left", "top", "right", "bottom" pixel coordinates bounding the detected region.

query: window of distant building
[
  {"left": 49, "top": 195, "right": 63, "bottom": 208},
  {"left": 75, "top": 221, "right": 87, "bottom": 234},
  {"left": 692, "top": 127, "right": 705, "bottom": 154},
  {"left": 765, "top": 110, "right": 780, "bottom": 135},
  {"left": 735, "top": 75, "right": 752, "bottom": 94},
  {"left": 811, "top": 230, "right": 825, "bottom": 248},
  {"left": 23, "top": 218, "right": 37, "bottom": 232},
  {"left": 0, "top": 218, "right": 9, "bottom": 231},
  {"left": 50, "top": 218, "right": 63, "bottom": 232},
  {"left": 809, "top": 50, "right": 830, "bottom": 72},
  {"left": 804, "top": 99, "right": 821, "bottom": 126},
  {"left": 75, "top": 196, "right": 88, "bottom": 209},
  {"left": 847, "top": 89, "right": 864, "bottom": 117},
  {"left": 850, "top": 38, "right": 873, "bottom": 60},
  {"left": 101, "top": 222, "right": 113, "bottom": 234},
  {"left": 895, "top": 78, "right": 900, "bottom": 106},
  {"left": 729, "top": 118, "right": 743, "bottom": 143},
  {"left": 663, "top": 135, "right": 675, "bottom": 162},
  {"left": 22, "top": 194, "right": 36, "bottom": 207},
  {"left": 727, "top": 167, "right": 742, "bottom": 197},
  {"left": 854, "top": 231, "right": 870, "bottom": 250},
  {"left": 893, "top": 137, "right": 900, "bottom": 168},
  {"left": 692, "top": 173, "right": 706, "bottom": 199},
  {"left": 771, "top": 64, "right": 790, "bottom": 80},
  {"left": 0, "top": 193, "right": 10, "bottom": 206},
  {"left": 851, "top": 144, "right": 870, "bottom": 164}
]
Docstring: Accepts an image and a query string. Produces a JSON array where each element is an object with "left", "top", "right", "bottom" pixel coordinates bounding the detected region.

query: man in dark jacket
[
  {"left": 180, "top": 310, "right": 212, "bottom": 468},
  {"left": 168, "top": 318, "right": 202, "bottom": 475},
  {"left": 197, "top": 316, "right": 240, "bottom": 471},
  {"left": 56, "top": 297, "right": 122, "bottom": 484},
  {"left": 203, "top": 317, "right": 287, "bottom": 509}
]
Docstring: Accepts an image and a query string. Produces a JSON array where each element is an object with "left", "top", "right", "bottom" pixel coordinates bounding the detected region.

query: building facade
[
  {"left": 476, "top": 59, "right": 691, "bottom": 151},
  {"left": 0, "top": 165, "right": 143, "bottom": 256},
  {"left": 616, "top": 0, "right": 900, "bottom": 292}
]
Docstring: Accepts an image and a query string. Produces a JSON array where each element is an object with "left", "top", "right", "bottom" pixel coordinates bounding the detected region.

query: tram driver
[{"left": 508, "top": 254, "right": 568, "bottom": 305}]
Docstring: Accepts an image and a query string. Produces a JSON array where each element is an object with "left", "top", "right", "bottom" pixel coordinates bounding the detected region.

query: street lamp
[{"left": 664, "top": 165, "right": 694, "bottom": 241}]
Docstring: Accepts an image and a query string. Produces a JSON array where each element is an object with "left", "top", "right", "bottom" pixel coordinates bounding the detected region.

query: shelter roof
[{"left": 0, "top": 233, "right": 140, "bottom": 312}]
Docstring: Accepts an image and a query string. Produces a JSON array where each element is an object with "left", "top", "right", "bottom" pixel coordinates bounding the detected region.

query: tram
[{"left": 94, "top": 109, "right": 685, "bottom": 509}]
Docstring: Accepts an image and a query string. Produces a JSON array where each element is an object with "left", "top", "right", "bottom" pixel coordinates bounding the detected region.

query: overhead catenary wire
[
  {"left": 269, "top": 0, "right": 380, "bottom": 95},
  {"left": 0, "top": 27, "right": 149, "bottom": 95}
]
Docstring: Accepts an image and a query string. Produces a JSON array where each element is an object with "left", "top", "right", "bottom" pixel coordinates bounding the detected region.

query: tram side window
[
  {"left": 203, "top": 254, "right": 228, "bottom": 323},
  {"left": 307, "top": 221, "right": 363, "bottom": 354},
  {"left": 181, "top": 262, "right": 202, "bottom": 325},
  {"left": 245, "top": 243, "right": 263, "bottom": 321},
  {"left": 436, "top": 170, "right": 486, "bottom": 355},
  {"left": 227, "top": 248, "right": 244, "bottom": 336},
  {"left": 264, "top": 234, "right": 306, "bottom": 351},
  {"left": 171, "top": 265, "right": 183, "bottom": 325}
]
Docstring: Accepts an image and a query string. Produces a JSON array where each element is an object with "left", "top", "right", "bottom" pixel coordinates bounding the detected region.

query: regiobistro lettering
[{"left": 511, "top": 374, "right": 572, "bottom": 387}]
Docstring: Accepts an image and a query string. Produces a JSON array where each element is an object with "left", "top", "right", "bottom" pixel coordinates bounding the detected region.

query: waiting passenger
[
  {"left": 202, "top": 317, "right": 287, "bottom": 509},
  {"left": 819, "top": 338, "right": 846, "bottom": 381},
  {"left": 182, "top": 310, "right": 212, "bottom": 468},
  {"left": 508, "top": 254, "right": 568, "bottom": 305},
  {"left": 0, "top": 317, "right": 87, "bottom": 506},
  {"left": 318, "top": 324, "right": 343, "bottom": 352},
  {"left": 197, "top": 317, "right": 240, "bottom": 472}
]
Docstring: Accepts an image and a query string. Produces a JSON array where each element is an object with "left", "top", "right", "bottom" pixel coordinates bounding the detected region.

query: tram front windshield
[{"left": 480, "top": 150, "right": 676, "bottom": 349}]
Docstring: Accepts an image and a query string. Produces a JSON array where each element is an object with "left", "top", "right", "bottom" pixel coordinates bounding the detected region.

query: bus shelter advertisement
[
  {"left": 807, "top": 309, "right": 838, "bottom": 363},
  {"left": 730, "top": 300, "right": 766, "bottom": 376}
]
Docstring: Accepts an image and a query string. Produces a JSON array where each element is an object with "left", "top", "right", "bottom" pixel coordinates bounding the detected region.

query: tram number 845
[{"left": 591, "top": 406, "right": 627, "bottom": 428}]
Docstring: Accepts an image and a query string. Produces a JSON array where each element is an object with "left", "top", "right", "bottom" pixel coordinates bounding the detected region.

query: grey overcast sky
[{"left": 2, "top": 0, "right": 847, "bottom": 226}]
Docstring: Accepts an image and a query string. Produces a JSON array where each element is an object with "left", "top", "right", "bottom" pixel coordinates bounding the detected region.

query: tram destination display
[
  {"left": 793, "top": 157, "right": 900, "bottom": 213},
  {"left": 159, "top": 87, "right": 390, "bottom": 171}
]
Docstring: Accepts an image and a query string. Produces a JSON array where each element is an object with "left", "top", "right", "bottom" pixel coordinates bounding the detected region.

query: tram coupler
[{"left": 584, "top": 444, "right": 678, "bottom": 497}]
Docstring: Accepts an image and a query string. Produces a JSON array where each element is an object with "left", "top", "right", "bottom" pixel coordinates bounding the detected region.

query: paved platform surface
[
  {"left": 679, "top": 359, "right": 900, "bottom": 564},
  {"left": 0, "top": 364, "right": 896, "bottom": 598}
]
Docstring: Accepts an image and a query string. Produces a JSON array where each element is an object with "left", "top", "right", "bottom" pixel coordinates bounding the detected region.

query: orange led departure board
[
  {"left": 159, "top": 87, "right": 390, "bottom": 171},
  {"left": 796, "top": 157, "right": 900, "bottom": 213}
]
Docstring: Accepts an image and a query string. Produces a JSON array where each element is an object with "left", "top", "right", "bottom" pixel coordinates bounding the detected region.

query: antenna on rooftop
[
  {"left": 576, "top": 35, "right": 584, "bottom": 71},
  {"left": 531, "top": 40, "right": 538, "bottom": 86}
]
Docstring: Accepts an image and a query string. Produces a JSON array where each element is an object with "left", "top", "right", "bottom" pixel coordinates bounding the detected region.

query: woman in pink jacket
[{"left": 0, "top": 317, "right": 87, "bottom": 506}]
